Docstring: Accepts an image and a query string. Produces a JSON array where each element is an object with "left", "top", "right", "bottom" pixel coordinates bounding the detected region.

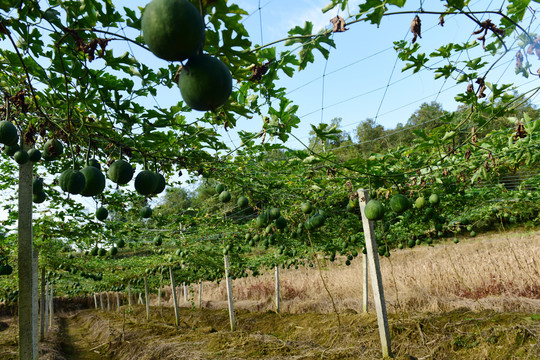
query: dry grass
[
  {"left": 167, "top": 229, "right": 540, "bottom": 314},
  {"left": 35, "top": 306, "right": 540, "bottom": 360}
]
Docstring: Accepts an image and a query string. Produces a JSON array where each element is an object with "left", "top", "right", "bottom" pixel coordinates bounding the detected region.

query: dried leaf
[
  {"left": 174, "top": 65, "right": 183, "bottom": 83},
  {"left": 465, "top": 147, "right": 472, "bottom": 161},
  {"left": 513, "top": 121, "right": 527, "bottom": 140},
  {"left": 410, "top": 15, "right": 422, "bottom": 43},
  {"left": 438, "top": 15, "right": 445, "bottom": 27},
  {"left": 249, "top": 61, "right": 271, "bottom": 82},
  {"left": 330, "top": 15, "right": 348, "bottom": 33},
  {"left": 9, "top": 90, "right": 28, "bottom": 114},
  {"left": 516, "top": 50, "right": 524, "bottom": 69}
]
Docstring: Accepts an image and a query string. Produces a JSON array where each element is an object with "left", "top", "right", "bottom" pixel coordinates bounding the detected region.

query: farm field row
[{"left": 1, "top": 229, "right": 539, "bottom": 359}]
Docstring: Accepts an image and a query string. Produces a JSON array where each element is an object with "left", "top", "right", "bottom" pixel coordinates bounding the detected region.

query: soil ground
[{"left": 0, "top": 305, "right": 539, "bottom": 359}]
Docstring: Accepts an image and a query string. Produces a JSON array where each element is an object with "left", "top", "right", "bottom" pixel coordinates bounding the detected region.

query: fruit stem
[
  {"left": 85, "top": 138, "right": 92, "bottom": 165},
  {"left": 3, "top": 93, "right": 10, "bottom": 122},
  {"left": 68, "top": 139, "right": 76, "bottom": 170}
]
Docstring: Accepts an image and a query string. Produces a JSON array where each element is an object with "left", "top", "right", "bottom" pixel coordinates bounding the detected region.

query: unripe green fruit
[
  {"left": 390, "top": 194, "right": 410, "bottom": 214},
  {"left": 32, "top": 179, "right": 43, "bottom": 195},
  {"left": 237, "top": 196, "right": 249, "bottom": 208},
  {"left": 142, "top": 0, "right": 205, "bottom": 61},
  {"left": 87, "top": 159, "right": 100, "bottom": 170},
  {"left": 135, "top": 170, "right": 158, "bottom": 196},
  {"left": 27, "top": 148, "right": 41, "bottom": 162},
  {"left": 80, "top": 166, "right": 106, "bottom": 197},
  {"left": 95, "top": 207, "right": 108, "bottom": 221},
  {"left": 140, "top": 206, "right": 152, "bottom": 218},
  {"left": 364, "top": 199, "right": 385, "bottom": 221},
  {"left": 108, "top": 159, "right": 134, "bottom": 185},
  {"left": 0, "top": 120, "right": 18, "bottom": 146},
  {"left": 33, "top": 190, "right": 46, "bottom": 204},
  {"left": 42, "top": 139, "right": 63, "bottom": 161},
  {"left": 59, "top": 169, "right": 86, "bottom": 195},
  {"left": 219, "top": 190, "right": 231, "bottom": 203},
  {"left": 154, "top": 173, "right": 166, "bottom": 194},
  {"left": 13, "top": 150, "right": 29, "bottom": 164},
  {"left": 301, "top": 201, "right": 312, "bottom": 214},
  {"left": 215, "top": 184, "right": 225, "bottom": 194},
  {"left": 4, "top": 144, "right": 20, "bottom": 156},
  {"left": 178, "top": 54, "right": 232, "bottom": 111}
]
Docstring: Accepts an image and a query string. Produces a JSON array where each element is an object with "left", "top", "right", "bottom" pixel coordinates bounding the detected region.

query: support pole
[
  {"left": 275, "top": 265, "right": 280, "bottom": 313},
  {"left": 158, "top": 283, "right": 162, "bottom": 307},
  {"left": 358, "top": 189, "right": 392, "bottom": 358},
  {"left": 169, "top": 267, "right": 180, "bottom": 326},
  {"left": 17, "top": 155, "right": 35, "bottom": 359},
  {"left": 362, "top": 252, "right": 369, "bottom": 313},
  {"left": 106, "top": 291, "right": 110, "bottom": 311},
  {"left": 144, "top": 275, "right": 150, "bottom": 321},
  {"left": 116, "top": 292, "right": 120, "bottom": 311},
  {"left": 44, "top": 283, "right": 49, "bottom": 338},
  {"left": 32, "top": 248, "right": 39, "bottom": 356},
  {"left": 128, "top": 283, "right": 132, "bottom": 308},
  {"left": 93, "top": 293, "right": 98, "bottom": 309},
  {"left": 224, "top": 254, "right": 236, "bottom": 331},
  {"left": 100, "top": 292, "right": 104, "bottom": 310},
  {"left": 183, "top": 283, "right": 188, "bottom": 303},
  {"left": 48, "top": 283, "right": 54, "bottom": 328},
  {"left": 198, "top": 280, "right": 202, "bottom": 308},
  {"left": 40, "top": 267, "right": 45, "bottom": 342}
]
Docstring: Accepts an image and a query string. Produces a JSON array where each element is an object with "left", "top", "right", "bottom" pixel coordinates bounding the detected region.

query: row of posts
[{"left": 22, "top": 189, "right": 391, "bottom": 358}]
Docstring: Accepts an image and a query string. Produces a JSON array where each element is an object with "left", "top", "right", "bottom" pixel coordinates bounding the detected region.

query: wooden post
[
  {"left": 100, "top": 292, "right": 104, "bottom": 310},
  {"left": 106, "top": 291, "right": 110, "bottom": 311},
  {"left": 275, "top": 265, "right": 280, "bottom": 313},
  {"left": 93, "top": 293, "right": 98, "bottom": 309},
  {"left": 144, "top": 275, "right": 150, "bottom": 321},
  {"left": 18, "top": 157, "right": 35, "bottom": 360},
  {"left": 362, "top": 252, "right": 369, "bottom": 313},
  {"left": 183, "top": 283, "right": 188, "bottom": 303},
  {"left": 224, "top": 254, "right": 236, "bottom": 331},
  {"left": 40, "top": 267, "right": 45, "bottom": 342},
  {"left": 48, "top": 283, "right": 54, "bottom": 328},
  {"left": 32, "top": 248, "right": 38, "bottom": 356},
  {"left": 158, "top": 283, "right": 162, "bottom": 307},
  {"left": 358, "top": 189, "right": 392, "bottom": 358},
  {"left": 169, "top": 267, "right": 180, "bottom": 326},
  {"left": 128, "top": 283, "right": 132, "bottom": 308},
  {"left": 44, "top": 283, "right": 49, "bottom": 338},
  {"left": 116, "top": 292, "right": 120, "bottom": 311},
  {"left": 198, "top": 280, "right": 202, "bottom": 308}
]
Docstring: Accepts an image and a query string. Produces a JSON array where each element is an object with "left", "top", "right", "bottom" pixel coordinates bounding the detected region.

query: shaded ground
[
  {"left": 57, "top": 315, "right": 104, "bottom": 360},
  {"left": 1, "top": 306, "right": 535, "bottom": 360}
]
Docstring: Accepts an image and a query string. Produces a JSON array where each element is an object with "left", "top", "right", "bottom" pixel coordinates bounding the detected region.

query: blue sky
[{"left": 220, "top": 0, "right": 540, "bottom": 149}]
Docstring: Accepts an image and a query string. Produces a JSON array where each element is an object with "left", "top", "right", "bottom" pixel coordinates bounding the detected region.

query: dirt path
[{"left": 58, "top": 314, "right": 106, "bottom": 360}]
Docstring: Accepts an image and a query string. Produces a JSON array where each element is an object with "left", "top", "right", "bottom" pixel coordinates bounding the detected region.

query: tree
[
  {"left": 157, "top": 187, "right": 193, "bottom": 216},
  {"left": 355, "top": 118, "right": 388, "bottom": 155}
]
